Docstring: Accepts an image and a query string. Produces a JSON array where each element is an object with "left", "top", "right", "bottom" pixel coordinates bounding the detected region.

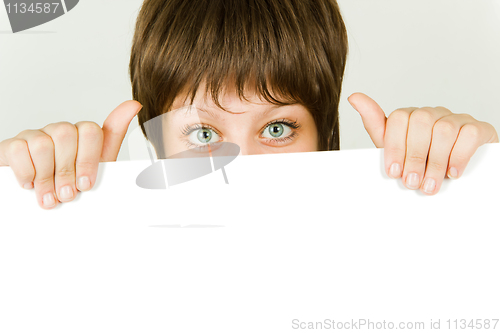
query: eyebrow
[
  {"left": 174, "top": 104, "right": 285, "bottom": 120},
  {"left": 173, "top": 106, "right": 221, "bottom": 120}
]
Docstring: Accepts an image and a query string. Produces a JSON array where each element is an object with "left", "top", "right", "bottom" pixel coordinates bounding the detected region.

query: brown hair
[{"left": 130, "top": 0, "right": 348, "bottom": 157}]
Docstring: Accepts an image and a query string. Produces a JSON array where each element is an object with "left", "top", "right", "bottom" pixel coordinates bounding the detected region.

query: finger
[
  {"left": 0, "top": 139, "right": 9, "bottom": 166},
  {"left": 402, "top": 107, "right": 452, "bottom": 190},
  {"left": 383, "top": 108, "right": 417, "bottom": 179},
  {"left": 101, "top": 100, "right": 143, "bottom": 162},
  {"left": 491, "top": 129, "right": 500, "bottom": 143},
  {"left": 0, "top": 138, "right": 35, "bottom": 189},
  {"left": 348, "top": 93, "right": 387, "bottom": 148},
  {"left": 17, "top": 130, "right": 58, "bottom": 210},
  {"left": 447, "top": 121, "right": 498, "bottom": 180},
  {"left": 419, "top": 114, "right": 471, "bottom": 195},
  {"left": 75, "top": 121, "right": 104, "bottom": 192},
  {"left": 41, "top": 122, "right": 78, "bottom": 203}
]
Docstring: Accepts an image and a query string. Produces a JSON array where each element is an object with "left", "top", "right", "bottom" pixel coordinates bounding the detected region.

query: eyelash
[
  {"left": 264, "top": 119, "right": 301, "bottom": 131},
  {"left": 181, "top": 123, "right": 220, "bottom": 137},
  {"left": 180, "top": 119, "right": 301, "bottom": 147}
]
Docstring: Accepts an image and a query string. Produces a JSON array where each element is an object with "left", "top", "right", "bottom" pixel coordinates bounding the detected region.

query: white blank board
[{"left": 0, "top": 145, "right": 499, "bottom": 332}]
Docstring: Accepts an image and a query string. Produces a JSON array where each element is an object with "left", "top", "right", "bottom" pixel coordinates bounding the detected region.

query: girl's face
[{"left": 161, "top": 83, "right": 319, "bottom": 157}]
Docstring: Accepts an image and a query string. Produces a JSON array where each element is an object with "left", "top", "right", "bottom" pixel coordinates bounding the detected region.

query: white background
[{"left": 1, "top": 0, "right": 500, "bottom": 160}]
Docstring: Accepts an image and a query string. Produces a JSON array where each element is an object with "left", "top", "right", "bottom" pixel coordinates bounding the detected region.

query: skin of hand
[
  {"left": 0, "top": 101, "right": 143, "bottom": 210},
  {"left": 348, "top": 93, "right": 500, "bottom": 195}
]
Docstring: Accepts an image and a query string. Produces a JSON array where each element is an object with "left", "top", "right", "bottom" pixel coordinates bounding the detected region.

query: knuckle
[
  {"left": 77, "top": 122, "right": 102, "bottom": 140},
  {"left": 406, "top": 153, "right": 427, "bottom": 164},
  {"left": 30, "top": 135, "right": 54, "bottom": 154},
  {"left": 386, "top": 146, "right": 406, "bottom": 157},
  {"left": 461, "top": 123, "right": 481, "bottom": 141},
  {"left": 75, "top": 160, "right": 96, "bottom": 171},
  {"left": 17, "top": 171, "right": 35, "bottom": 182},
  {"left": 50, "top": 122, "right": 77, "bottom": 142},
  {"left": 452, "top": 153, "right": 470, "bottom": 166},
  {"left": 55, "top": 167, "right": 75, "bottom": 179},
  {"left": 426, "top": 159, "right": 447, "bottom": 172},
  {"left": 7, "top": 139, "right": 29, "bottom": 156},
  {"left": 433, "top": 121, "right": 457, "bottom": 137},
  {"left": 410, "top": 108, "right": 435, "bottom": 125},
  {"left": 457, "top": 113, "right": 477, "bottom": 122},
  {"left": 34, "top": 175, "right": 54, "bottom": 188},
  {"left": 389, "top": 109, "right": 410, "bottom": 123},
  {"left": 435, "top": 106, "right": 453, "bottom": 115},
  {"left": 16, "top": 129, "right": 35, "bottom": 138}
]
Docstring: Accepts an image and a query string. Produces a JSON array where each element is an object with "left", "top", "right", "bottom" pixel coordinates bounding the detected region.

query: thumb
[
  {"left": 348, "top": 93, "right": 387, "bottom": 148},
  {"left": 101, "top": 100, "right": 143, "bottom": 162}
]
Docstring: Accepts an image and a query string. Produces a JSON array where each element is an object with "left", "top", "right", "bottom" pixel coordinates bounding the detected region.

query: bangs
[{"left": 154, "top": 0, "right": 331, "bottom": 111}]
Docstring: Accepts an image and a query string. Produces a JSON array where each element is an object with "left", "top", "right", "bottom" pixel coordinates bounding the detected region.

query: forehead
[
  {"left": 166, "top": 96, "right": 308, "bottom": 125},
  {"left": 171, "top": 79, "right": 289, "bottom": 114},
  {"left": 169, "top": 104, "right": 288, "bottom": 122}
]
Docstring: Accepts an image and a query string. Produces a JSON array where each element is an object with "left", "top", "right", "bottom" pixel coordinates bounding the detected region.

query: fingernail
[
  {"left": 348, "top": 96, "right": 358, "bottom": 107},
  {"left": 350, "top": 101, "right": 359, "bottom": 112},
  {"left": 78, "top": 177, "right": 91, "bottom": 191},
  {"left": 23, "top": 182, "right": 33, "bottom": 190},
  {"left": 448, "top": 167, "right": 459, "bottom": 179},
  {"left": 389, "top": 163, "right": 402, "bottom": 178},
  {"left": 60, "top": 186, "right": 74, "bottom": 201},
  {"left": 423, "top": 178, "right": 436, "bottom": 194},
  {"left": 43, "top": 193, "right": 56, "bottom": 208},
  {"left": 406, "top": 173, "right": 421, "bottom": 189}
]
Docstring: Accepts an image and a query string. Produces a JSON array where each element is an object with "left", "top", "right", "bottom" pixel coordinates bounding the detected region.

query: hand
[
  {"left": 0, "top": 101, "right": 142, "bottom": 209},
  {"left": 348, "top": 93, "right": 499, "bottom": 195}
]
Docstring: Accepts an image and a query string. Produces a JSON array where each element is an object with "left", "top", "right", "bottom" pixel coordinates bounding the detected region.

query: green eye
[
  {"left": 269, "top": 124, "right": 284, "bottom": 138},
  {"left": 186, "top": 127, "right": 220, "bottom": 146},
  {"left": 197, "top": 129, "right": 213, "bottom": 143},
  {"left": 263, "top": 123, "right": 292, "bottom": 139}
]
